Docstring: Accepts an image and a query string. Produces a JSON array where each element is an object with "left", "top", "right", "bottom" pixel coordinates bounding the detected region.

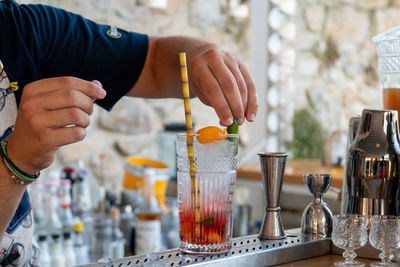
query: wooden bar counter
[{"left": 237, "top": 159, "right": 344, "bottom": 188}]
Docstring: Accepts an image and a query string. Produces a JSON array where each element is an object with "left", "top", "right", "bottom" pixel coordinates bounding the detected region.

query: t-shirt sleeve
[{"left": 4, "top": 1, "right": 148, "bottom": 110}]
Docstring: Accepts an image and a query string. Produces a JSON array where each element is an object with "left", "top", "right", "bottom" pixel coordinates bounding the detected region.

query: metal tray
[{"left": 80, "top": 228, "right": 380, "bottom": 267}]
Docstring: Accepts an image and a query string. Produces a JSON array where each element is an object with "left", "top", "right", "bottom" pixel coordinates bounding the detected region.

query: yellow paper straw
[
  {"left": 179, "top": 53, "right": 194, "bottom": 134},
  {"left": 179, "top": 52, "right": 201, "bottom": 242}
]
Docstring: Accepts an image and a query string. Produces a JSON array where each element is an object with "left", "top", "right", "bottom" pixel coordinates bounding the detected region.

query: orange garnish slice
[{"left": 197, "top": 126, "right": 227, "bottom": 144}]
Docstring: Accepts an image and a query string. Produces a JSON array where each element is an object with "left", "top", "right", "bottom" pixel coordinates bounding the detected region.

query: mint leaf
[
  {"left": 204, "top": 215, "right": 215, "bottom": 226},
  {"left": 227, "top": 119, "right": 238, "bottom": 134}
]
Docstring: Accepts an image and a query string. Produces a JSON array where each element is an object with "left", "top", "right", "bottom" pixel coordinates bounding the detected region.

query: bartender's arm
[
  {"left": 130, "top": 36, "right": 258, "bottom": 126},
  {"left": 0, "top": 78, "right": 106, "bottom": 242},
  {"left": 0, "top": 2, "right": 257, "bottom": 243}
]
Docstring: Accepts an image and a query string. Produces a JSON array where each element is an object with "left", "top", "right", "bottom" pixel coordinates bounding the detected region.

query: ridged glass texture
[{"left": 176, "top": 134, "right": 238, "bottom": 254}]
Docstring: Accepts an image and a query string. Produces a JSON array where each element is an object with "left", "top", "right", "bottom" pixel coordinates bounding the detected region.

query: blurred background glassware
[
  {"left": 122, "top": 157, "right": 170, "bottom": 210},
  {"left": 341, "top": 109, "right": 400, "bottom": 216},
  {"left": 369, "top": 215, "right": 400, "bottom": 267},
  {"left": 233, "top": 204, "right": 252, "bottom": 237},
  {"left": 301, "top": 174, "right": 333, "bottom": 238},
  {"left": 157, "top": 122, "right": 187, "bottom": 181},
  {"left": 331, "top": 214, "right": 368, "bottom": 267},
  {"left": 374, "top": 26, "right": 400, "bottom": 116}
]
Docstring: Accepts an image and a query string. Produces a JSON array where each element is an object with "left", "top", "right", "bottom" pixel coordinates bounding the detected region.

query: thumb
[{"left": 91, "top": 80, "right": 104, "bottom": 101}]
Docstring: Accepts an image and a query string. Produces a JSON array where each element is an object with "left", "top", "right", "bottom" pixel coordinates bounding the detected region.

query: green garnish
[
  {"left": 227, "top": 119, "right": 238, "bottom": 134},
  {"left": 204, "top": 215, "right": 215, "bottom": 226}
]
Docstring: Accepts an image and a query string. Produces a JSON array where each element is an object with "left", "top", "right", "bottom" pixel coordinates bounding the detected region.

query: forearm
[{"left": 0, "top": 162, "right": 27, "bottom": 242}]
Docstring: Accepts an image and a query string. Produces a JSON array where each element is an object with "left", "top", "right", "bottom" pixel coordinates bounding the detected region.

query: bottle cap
[
  {"left": 51, "top": 233, "right": 60, "bottom": 240},
  {"left": 111, "top": 208, "right": 120, "bottom": 221},
  {"left": 74, "top": 222, "right": 84, "bottom": 233},
  {"left": 63, "top": 232, "right": 71, "bottom": 239}
]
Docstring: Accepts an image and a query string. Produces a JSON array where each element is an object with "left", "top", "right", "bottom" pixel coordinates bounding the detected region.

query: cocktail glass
[
  {"left": 176, "top": 133, "right": 238, "bottom": 254},
  {"left": 369, "top": 215, "right": 400, "bottom": 267},
  {"left": 331, "top": 214, "right": 368, "bottom": 267}
]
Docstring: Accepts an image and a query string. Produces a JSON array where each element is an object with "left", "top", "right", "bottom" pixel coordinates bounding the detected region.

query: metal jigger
[
  {"left": 258, "top": 152, "right": 288, "bottom": 240},
  {"left": 301, "top": 174, "right": 333, "bottom": 238}
]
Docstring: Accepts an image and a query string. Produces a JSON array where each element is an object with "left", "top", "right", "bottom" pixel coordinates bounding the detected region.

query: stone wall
[{"left": 290, "top": 0, "right": 400, "bottom": 162}]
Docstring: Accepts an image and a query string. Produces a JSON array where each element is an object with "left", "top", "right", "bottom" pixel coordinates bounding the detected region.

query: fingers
[
  {"left": 23, "top": 76, "right": 106, "bottom": 100},
  {"left": 190, "top": 49, "right": 258, "bottom": 125},
  {"left": 239, "top": 62, "right": 258, "bottom": 122},
  {"left": 208, "top": 56, "right": 245, "bottom": 125},
  {"left": 33, "top": 88, "right": 95, "bottom": 115},
  {"left": 51, "top": 126, "right": 87, "bottom": 147},
  {"left": 192, "top": 63, "right": 233, "bottom": 126},
  {"left": 40, "top": 108, "right": 90, "bottom": 129},
  {"left": 224, "top": 55, "right": 248, "bottom": 121}
]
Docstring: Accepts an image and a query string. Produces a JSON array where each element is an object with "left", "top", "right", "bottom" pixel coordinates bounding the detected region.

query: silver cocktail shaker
[
  {"left": 340, "top": 116, "right": 360, "bottom": 214},
  {"left": 341, "top": 109, "right": 400, "bottom": 216}
]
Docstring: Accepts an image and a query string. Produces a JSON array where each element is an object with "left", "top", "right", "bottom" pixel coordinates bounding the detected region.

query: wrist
[{"left": 6, "top": 138, "right": 40, "bottom": 175}]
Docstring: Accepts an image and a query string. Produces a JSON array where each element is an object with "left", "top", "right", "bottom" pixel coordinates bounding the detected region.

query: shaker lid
[
  {"left": 373, "top": 26, "right": 400, "bottom": 57},
  {"left": 373, "top": 26, "right": 400, "bottom": 73}
]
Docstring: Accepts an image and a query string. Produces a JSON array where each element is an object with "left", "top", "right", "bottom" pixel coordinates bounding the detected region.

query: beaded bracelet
[{"left": 0, "top": 140, "right": 40, "bottom": 184}]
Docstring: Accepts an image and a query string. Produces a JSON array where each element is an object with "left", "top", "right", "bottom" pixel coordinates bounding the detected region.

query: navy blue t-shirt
[{"left": 0, "top": 0, "right": 148, "bottom": 233}]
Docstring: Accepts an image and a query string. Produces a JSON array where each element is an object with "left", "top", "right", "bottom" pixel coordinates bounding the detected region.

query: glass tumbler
[
  {"left": 177, "top": 133, "right": 238, "bottom": 254},
  {"left": 332, "top": 214, "right": 368, "bottom": 267},
  {"left": 369, "top": 215, "right": 400, "bottom": 267}
]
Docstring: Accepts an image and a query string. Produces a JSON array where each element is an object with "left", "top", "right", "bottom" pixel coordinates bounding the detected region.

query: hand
[
  {"left": 6, "top": 77, "right": 106, "bottom": 174},
  {"left": 188, "top": 47, "right": 258, "bottom": 126}
]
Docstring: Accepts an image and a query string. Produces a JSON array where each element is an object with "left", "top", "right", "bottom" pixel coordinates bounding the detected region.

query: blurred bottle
[
  {"left": 91, "top": 181, "right": 111, "bottom": 261},
  {"left": 109, "top": 208, "right": 125, "bottom": 258},
  {"left": 58, "top": 179, "right": 74, "bottom": 235},
  {"left": 121, "top": 182, "right": 145, "bottom": 255},
  {"left": 63, "top": 232, "right": 76, "bottom": 267},
  {"left": 37, "top": 234, "right": 51, "bottom": 267},
  {"left": 72, "top": 169, "right": 89, "bottom": 218},
  {"left": 50, "top": 234, "right": 65, "bottom": 267},
  {"left": 29, "top": 180, "right": 46, "bottom": 236},
  {"left": 93, "top": 215, "right": 112, "bottom": 260},
  {"left": 119, "top": 205, "right": 134, "bottom": 255},
  {"left": 62, "top": 167, "right": 76, "bottom": 186},
  {"left": 73, "top": 221, "right": 91, "bottom": 265},
  {"left": 162, "top": 198, "right": 180, "bottom": 249},
  {"left": 44, "top": 181, "right": 63, "bottom": 236},
  {"left": 157, "top": 122, "right": 187, "bottom": 180},
  {"left": 135, "top": 167, "right": 161, "bottom": 255},
  {"left": 72, "top": 166, "right": 95, "bottom": 257}
]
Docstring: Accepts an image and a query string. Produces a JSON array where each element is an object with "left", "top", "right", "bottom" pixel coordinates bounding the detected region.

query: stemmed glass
[
  {"left": 331, "top": 214, "right": 368, "bottom": 267},
  {"left": 369, "top": 215, "right": 400, "bottom": 267}
]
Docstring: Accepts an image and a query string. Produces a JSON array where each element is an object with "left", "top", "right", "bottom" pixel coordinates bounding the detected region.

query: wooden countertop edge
[{"left": 237, "top": 160, "right": 344, "bottom": 188}]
